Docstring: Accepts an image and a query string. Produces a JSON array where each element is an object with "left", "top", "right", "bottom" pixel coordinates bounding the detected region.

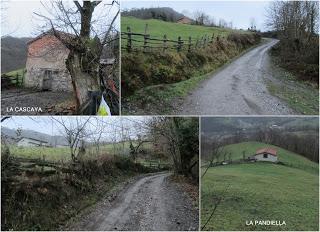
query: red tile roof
[{"left": 256, "top": 148, "right": 277, "bottom": 156}]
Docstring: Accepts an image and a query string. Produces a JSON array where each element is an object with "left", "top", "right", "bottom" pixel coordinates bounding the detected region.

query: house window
[{"left": 263, "top": 153, "right": 268, "bottom": 158}]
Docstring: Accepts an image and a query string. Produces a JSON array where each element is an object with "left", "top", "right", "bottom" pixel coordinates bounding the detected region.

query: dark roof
[{"left": 255, "top": 148, "right": 277, "bottom": 156}]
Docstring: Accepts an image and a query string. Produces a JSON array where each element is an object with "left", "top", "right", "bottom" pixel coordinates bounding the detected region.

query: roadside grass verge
[
  {"left": 201, "top": 163, "right": 319, "bottom": 231},
  {"left": 266, "top": 53, "right": 319, "bottom": 115},
  {"left": 122, "top": 39, "right": 266, "bottom": 115}
]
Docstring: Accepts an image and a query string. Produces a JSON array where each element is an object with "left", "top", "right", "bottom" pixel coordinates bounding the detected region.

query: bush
[{"left": 122, "top": 33, "right": 262, "bottom": 97}]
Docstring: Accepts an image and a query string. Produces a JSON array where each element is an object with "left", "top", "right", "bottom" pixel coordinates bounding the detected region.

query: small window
[{"left": 263, "top": 153, "right": 268, "bottom": 158}]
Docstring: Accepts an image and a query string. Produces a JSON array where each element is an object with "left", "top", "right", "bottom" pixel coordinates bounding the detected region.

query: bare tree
[
  {"left": 35, "top": 0, "right": 120, "bottom": 113},
  {"left": 52, "top": 116, "right": 91, "bottom": 161},
  {"left": 249, "top": 17, "right": 257, "bottom": 31}
]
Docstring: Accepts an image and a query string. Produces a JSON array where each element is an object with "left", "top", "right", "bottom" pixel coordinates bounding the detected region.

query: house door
[{"left": 42, "top": 70, "right": 53, "bottom": 90}]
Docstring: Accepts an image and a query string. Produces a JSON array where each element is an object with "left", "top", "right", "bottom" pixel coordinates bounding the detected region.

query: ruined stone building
[
  {"left": 25, "top": 30, "right": 117, "bottom": 93},
  {"left": 25, "top": 31, "right": 73, "bottom": 91}
]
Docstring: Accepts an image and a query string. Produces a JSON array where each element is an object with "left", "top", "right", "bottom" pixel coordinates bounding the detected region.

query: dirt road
[
  {"left": 179, "top": 39, "right": 295, "bottom": 115},
  {"left": 1, "top": 88, "right": 74, "bottom": 115},
  {"left": 66, "top": 172, "right": 198, "bottom": 231}
]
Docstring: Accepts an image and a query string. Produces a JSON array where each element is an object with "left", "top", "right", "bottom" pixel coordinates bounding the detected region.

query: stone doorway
[{"left": 42, "top": 70, "right": 54, "bottom": 90}]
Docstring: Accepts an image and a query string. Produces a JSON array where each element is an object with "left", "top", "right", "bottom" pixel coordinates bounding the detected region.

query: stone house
[
  {"left": 25, "top": 30, "right": 73, "bottom": 91},
  {"left": 251, "top": 148, "right": 278, "bottom": 162},
  {"left": 177, "top": 16, "right": 193, "bottom": 24}
]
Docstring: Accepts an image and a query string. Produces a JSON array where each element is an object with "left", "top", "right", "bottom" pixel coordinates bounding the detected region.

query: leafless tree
[
  {"left": 35, "top": 0, "right": 120, "bottom": 113},
  {"left": 249, "top": 17, "right": 257, "bottom": 31},
  {"left": 193, "top": 11, "right": 209, "bottom": 25},
  {"left": 52, "top": 116, "right": 91, "bottom": 161},
  {"left": 201, "top": 138, "right": 224, "bottom": 178}
]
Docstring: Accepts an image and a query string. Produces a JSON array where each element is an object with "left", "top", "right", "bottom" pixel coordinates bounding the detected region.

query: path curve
[{"left": 179, "top": 39, "right": 295, "bottom": 115}]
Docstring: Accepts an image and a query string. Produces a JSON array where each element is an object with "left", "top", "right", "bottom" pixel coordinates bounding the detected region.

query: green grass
[
  {"left": 5, "top": 68, "right": 26, "bottom": 76},
  {"left": 201, "top": 163, "right": 319, "bottom": 231},
  {"left": 122, "top": 40, "right": 267, "bottom": 115},
  {"left": 5, "top": 141, "right": 154, "bottom": 162},
  {"left": 3, "top": 68, "right": 25, "bottom": 86},
  {"left": 266, "top": 56, "right": 319, "bottom": 115},
  {"left": 266, "top": 78, "right": 318, "bottom": 115},
  {"left": 203, "top": 141, "right": 318, "bottom": 174},
  {"left": 121, "top": 16, "right": 243, "bottom": 44}
]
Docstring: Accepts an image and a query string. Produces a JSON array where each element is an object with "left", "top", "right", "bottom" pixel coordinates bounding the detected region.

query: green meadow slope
[
  {"left": 121, "top": 16, "right": 243, "bottom": 42},
  {"left": 215, "top": 141, "right": 319, "bottom": 174},
  {"left": 201, "top": 142, "right": 319, "bottom": 231}
]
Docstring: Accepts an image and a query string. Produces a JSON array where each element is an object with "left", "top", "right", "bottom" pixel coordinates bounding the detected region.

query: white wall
[
  {"left": 254, "top": 153, "right": 278, "bottom": 162},
  {"left": 17, "top": 138, "right": 47, "bottom": 147}
]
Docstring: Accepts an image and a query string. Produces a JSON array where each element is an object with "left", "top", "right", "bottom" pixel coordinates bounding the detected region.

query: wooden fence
[
  {"left": 121, "top": 24, "right": 223, "bottom": 53},
  {"left": 1, "top": 71, "right": 25, "bottom": 89}
]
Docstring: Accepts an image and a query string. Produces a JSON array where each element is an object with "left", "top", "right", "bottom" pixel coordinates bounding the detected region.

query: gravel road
[
  {"left": 67, "top": 172, "right": 198, "bottom": 231},
  {"left": 1, "top": 89, "right": 74, "bottom": 115},
  {"left": 179, "top": 39, "right": 295, "bottom": 115}
]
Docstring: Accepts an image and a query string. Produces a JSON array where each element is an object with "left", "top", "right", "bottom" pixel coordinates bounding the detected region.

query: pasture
[
  {"left": 202, "top": 141, "right": 318, "bottom": 174},
  {"left": 201, "top": 142, "right": 319, "bottom": 231},
  {"left": 5, "top": 141, "right": 154, "bottom": 162},
  {"left": 121, "top": 16, "right": 247, "bottom": 49}
]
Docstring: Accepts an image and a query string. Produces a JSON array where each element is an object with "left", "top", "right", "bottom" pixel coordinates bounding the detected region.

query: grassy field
[
  {"left": 201, "top": 142, "right": 319, "bottom": 231},
  {"left": 5, "top": 141, "right": 153, "bottom": 162},
  {"left": 265, "top": 54, "right": 319, "bottom": 115},
  {"left": 121, "top": 16, "right": 245, "bottom": 48},
  {"left": 5, "top": 68, "right": 26, "bottom": 76},
  {"left": 207, "top": 141, "right": 319, "bottom": 174},
  {"left": 3, "top": 68, "right": 26, "bottom": 86}
]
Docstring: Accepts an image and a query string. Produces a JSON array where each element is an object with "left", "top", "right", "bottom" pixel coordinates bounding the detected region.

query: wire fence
[{"left": 121, "top": 24, "right": 224, "bottom": 53}]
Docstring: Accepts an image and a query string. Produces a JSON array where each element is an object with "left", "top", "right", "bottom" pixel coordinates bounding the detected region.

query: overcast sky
[
  {"left": 2, "top": 1, "right": 274, "bottom": 37},
  {"left": 1, "top": 116, "right": 151, "bottom": 141},
  {"left": 122, "top": 0, "right": 271, "bottom": 31},
  {"left": 1, "top": 0, "right": 120, "bottom": 37}
]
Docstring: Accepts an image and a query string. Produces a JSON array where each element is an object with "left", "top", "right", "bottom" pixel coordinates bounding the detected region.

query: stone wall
[{"left": 25, "top": 34, "right": 73, "bottom": 92}]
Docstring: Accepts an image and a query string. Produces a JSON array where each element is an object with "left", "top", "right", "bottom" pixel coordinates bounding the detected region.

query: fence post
[
  {"left": 15, "top": 73, "right": 18, "bottom": 86},
  {"left": 163, "top": 34, "right": 168, "bottom": 52},
  {"left": 177, "top": 36, "right": 182, "bottom": 52},
  {"left": 143, "top": 24, "right": 149, "bottom": 53},
  {"left": 203, "top": 35, "right": 207, "bottom": 48},
  {"left": 188, "top": 36, "right": 192, "bottom": 52},
  {"left": 126, "top": 26, "right": 132, "bottom": 52}
]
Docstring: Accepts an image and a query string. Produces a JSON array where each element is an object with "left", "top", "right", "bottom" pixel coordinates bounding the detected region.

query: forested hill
[
  {"left": 1, "top": 36, "right": 32, "bottom": 73},
  {"left": 121, "top": 7, "right": 185, "bottom": 22}
]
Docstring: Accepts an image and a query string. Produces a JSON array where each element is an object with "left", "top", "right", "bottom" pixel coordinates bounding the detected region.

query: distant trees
[
  {"left": 266, "top": 0, "right": 319, "bottom": 82},
  {"left": 249, "top": 17, "right": 257, "bottom": 31},
  {"left": 122, "top": 7, "right": 184, "bottom": 22}
]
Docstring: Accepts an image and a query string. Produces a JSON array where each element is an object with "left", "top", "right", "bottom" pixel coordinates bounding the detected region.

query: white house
[
  {"left": 252, "top": 148, "right": 278, "bottom": 162},
  {"left": 17, "top": 137, "right": 50, "bottom": 147}
]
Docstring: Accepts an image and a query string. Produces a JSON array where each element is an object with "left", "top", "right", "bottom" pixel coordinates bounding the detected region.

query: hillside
[
  {"left": 201, "top": 163, "right": 319, "bottom": 231},
  {"left": 121, "top": 16, "right": 240, "bottom": 42},
  {"left": 201, "top": 142, "right": 319, "bottom": 231},
  {"left": 1, "top": 36, "right": 31, "bottom": 73},
  {"left": 201, "top": 117, "right": 319, "bottom": 134},
  {"left": 122, "top": 7, "right": 185, "bottom": 22},
  {"left": 206, "top": 141, "right": 318, "bottom": 174}
]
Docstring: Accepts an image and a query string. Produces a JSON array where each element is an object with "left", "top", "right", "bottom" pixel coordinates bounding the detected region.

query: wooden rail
[{"left": 121, "top": 24, "right": 219, "bottom": 53}]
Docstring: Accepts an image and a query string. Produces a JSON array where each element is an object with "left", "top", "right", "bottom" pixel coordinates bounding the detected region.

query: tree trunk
[{"left": 66, "top": 52, "right": 100, "bottom": 111}]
